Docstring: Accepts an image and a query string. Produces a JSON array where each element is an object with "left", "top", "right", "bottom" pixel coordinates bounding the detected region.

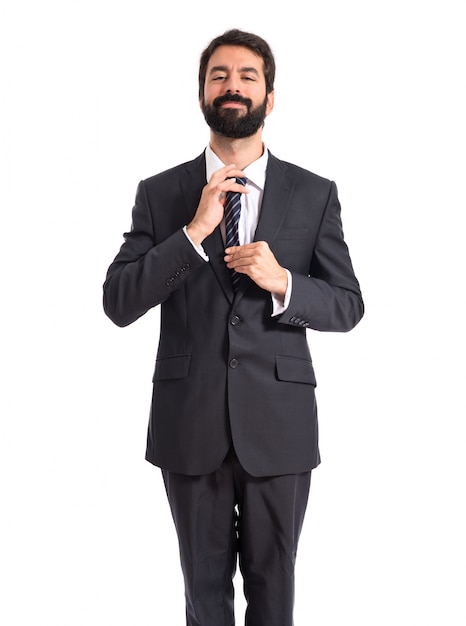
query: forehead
[{"left": 206, "top": 45, "right": 265, "bottom": 75}]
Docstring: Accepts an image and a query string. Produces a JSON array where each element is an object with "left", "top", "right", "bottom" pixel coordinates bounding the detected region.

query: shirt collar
[{"left": 205, "top": 143, "right": 268, "bottom": 191}]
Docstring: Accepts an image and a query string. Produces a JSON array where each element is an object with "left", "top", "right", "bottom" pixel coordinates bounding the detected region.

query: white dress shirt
[{"left": 184, "top": 145, "right": 292, "bottom": 315}]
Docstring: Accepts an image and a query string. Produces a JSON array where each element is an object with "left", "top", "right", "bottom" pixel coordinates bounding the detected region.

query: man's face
[{"left": 201, "top": 45, "right": 274, "bottom": 139}]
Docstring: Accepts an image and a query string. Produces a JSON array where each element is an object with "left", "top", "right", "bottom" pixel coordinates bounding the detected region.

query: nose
[{"left": 224, "top": 75, "right": 241, "bottom": 94}]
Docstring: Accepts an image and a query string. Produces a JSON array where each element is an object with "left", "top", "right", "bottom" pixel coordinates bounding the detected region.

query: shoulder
[
  {"left": 142, "top": 152, "right": 206, "bottom": 190},
  {"left": 267, "top": 151, "right": 335, "bottom": 197},
  {"left": 268, "top": 151, "right": 332, "bottom": 184}
]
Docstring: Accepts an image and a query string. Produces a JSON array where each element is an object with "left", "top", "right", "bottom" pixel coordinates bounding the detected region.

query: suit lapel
[
  {"left": 234, "top": 153, "right": 293, "bottom": 301},
  {"left": 254, "top": 154, "right": 292, "bottom": 244},
  {"left": 180, "top": 153, "right": 235, "bottom": 303},
  {"left": 203, "top": 227, "right": 235, "bottom": 303}
]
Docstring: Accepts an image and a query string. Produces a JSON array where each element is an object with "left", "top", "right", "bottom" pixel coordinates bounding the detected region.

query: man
[{"left": 103, "top": 29, "right": 363, "bottom": 626}]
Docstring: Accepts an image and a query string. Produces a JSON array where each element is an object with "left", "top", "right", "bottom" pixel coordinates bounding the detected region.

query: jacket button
[
  {"left": 230, "top": 315, "right": 241, "bottom": 326},
  {"left": 229, "top": 358, "right": 239, "bottom": 368}
]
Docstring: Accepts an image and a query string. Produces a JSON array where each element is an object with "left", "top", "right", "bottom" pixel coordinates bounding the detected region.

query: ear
[{"left": 265, "top": 91, "right": 275, "bottom": 116}]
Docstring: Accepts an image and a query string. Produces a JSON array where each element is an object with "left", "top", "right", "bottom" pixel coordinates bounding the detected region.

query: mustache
[{"left": 212, "top": 93, "right": 253, "bottom": 108}]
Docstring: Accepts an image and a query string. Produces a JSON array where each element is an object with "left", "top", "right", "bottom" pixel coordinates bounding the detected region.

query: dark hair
[{"left": 198, "top": 29, "right": 276, "bottom": 99}]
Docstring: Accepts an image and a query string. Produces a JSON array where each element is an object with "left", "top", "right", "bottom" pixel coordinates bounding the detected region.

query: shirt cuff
[
  {"left": 271, "top": 269, "right": 292, "bottom": 316},
  {"left": 183, "top": 226, "right": 209, "bottom": 261}
]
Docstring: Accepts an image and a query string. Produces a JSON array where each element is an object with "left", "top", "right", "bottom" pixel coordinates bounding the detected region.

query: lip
[{"left": 220, "top": 101, "right": 246, "bottom": 109}]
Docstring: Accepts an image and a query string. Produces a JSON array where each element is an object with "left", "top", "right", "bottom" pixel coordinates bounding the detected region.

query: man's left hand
[{"left": 224, "top": 241, "right": 288, "bottom": 296}]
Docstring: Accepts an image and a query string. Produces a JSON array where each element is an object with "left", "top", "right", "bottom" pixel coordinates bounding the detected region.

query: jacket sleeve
[
  {"left": 279, "top": 181, "right": 364, "bottom": 332},
  {"left": 103, "top": 180, "right": 206, "bottom": 327}
]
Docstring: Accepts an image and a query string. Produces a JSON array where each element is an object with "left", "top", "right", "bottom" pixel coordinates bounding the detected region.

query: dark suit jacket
[{"left": 103, "top": 151, "right": 364, "bottom": 477}]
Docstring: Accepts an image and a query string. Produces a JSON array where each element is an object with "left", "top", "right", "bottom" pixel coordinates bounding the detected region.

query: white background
[{"left": 1, "top": 0, "right": 465, "bottom": 624}]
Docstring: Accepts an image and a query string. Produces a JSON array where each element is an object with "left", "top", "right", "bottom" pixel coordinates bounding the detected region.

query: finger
[
  {"left": 225, "top": 243, "right": 256, "bottom": 255},
  {"left": 225, "top": 257, "right": 251, "bottom": 270},
  {"left": 221, "top": 174, "right": 249, "bottom": 191},
  {"left": 211, "top": 163, "right": 237, "bottom": 178},
  {"left": 220, "top": 181, "right": 249, "bottom": 196},
  {"left": 212, "top": 165, "right": 248, "bottom": 185},
  {"left": 225, "top": 245, "right": 250, "bottom": 258},
  {"left": 210, "top": 164, "right": 245, "bottom": 184},
  {"left": 213, "top": 176, "right": 248, "bottom": 205},
  {"left": 225, "top": 242, "right": 255, "bottom": 252},
  {"left": 224, "top": 251, "right": 256, "bottom": 267}
]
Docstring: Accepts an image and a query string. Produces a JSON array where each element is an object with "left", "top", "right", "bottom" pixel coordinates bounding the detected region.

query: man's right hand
[{"left": 186, "top": 164, "right": 249, "bottom": 246}]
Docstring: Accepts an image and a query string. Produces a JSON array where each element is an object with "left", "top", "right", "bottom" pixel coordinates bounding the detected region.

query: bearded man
[{"left": 103, "top": 28, "right": 364, "bottom": 626}]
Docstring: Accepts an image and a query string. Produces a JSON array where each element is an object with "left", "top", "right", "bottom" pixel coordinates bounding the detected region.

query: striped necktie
[{"left": 224, "top": 177, "right": 247, "bottom": 290}]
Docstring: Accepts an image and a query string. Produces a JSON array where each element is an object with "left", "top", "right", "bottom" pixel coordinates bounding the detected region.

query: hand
[
  {"left": 224, "top": 241, "right": 288, "bottom": 296},
  {"left": 186, "top": 164, "right": 248, "bottom": 246}
]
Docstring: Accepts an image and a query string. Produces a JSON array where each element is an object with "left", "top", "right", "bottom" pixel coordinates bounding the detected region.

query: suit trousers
[{"left": 162, "top": 446, "right": 311, "bottom": 626}]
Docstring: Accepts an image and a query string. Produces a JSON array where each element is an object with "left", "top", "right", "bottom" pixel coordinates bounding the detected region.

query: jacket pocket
[
  {"left": 275, "top": 355, "right": 316, "bottom": 386},
  {"left": 152, "top": 354, "right": 191, "bottom": 382}
]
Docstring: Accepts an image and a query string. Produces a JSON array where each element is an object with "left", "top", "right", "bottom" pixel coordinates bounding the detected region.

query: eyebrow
[{"left": 208, "top": 65, "right": 260, "bottom": 76}]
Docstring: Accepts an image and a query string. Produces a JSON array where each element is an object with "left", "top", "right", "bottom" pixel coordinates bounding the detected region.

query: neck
[{"left": 209, "top": 131, "right": 264, "bottom": 170}]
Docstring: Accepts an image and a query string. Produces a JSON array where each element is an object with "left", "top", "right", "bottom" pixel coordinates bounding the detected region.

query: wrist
[
  {"left": 273, "top": 268, "right": 288, "bottom": 298},
  {"left": 186, "top": 222, "right": 207, "bottom": 247}
]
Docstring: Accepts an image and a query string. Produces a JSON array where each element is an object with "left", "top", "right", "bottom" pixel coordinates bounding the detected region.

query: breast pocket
[
  {"left": 271, "top": 235, "right": 313, "bottom": 275},
  {"left": 276, "top": 227, "right": 311, "bottom": 240}
]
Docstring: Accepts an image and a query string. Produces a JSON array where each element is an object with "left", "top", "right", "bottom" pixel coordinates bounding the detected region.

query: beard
[{"left": 201, "top": 93, "right": 268, "bottom": 139}]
